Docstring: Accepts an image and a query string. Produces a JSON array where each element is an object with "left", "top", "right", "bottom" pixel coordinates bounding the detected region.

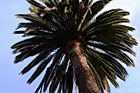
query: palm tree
[{"left": 11, "top": 0, "right": 137, "bottom": 93}]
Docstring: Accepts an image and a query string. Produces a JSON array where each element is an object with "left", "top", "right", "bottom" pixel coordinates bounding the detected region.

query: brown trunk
[{"left": 66, "top": 40, "right": 101, "bottom": 93}]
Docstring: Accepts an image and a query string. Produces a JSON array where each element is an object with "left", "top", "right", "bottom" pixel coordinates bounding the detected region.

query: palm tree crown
[{"left": 11, "top": 0, "right": 137, "bottom": 93}]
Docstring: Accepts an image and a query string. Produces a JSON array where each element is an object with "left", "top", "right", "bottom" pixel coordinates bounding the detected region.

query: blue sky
[{"left": 0, "top": 0, "right": 140, "bottom": 93}]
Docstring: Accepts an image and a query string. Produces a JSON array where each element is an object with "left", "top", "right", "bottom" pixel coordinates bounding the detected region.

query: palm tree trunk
[{"left": 66, "top": 40, "right": 101, "bottom": 93}]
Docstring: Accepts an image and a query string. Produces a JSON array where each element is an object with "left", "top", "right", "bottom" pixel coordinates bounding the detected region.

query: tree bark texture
[{"left": 66, "top": 40, "right": 101, "bottom": 93}]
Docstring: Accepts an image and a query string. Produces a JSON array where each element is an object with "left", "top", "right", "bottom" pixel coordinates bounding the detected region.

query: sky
[{"left": 0, "top": 0, "right": 140, "bottom": 93}]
